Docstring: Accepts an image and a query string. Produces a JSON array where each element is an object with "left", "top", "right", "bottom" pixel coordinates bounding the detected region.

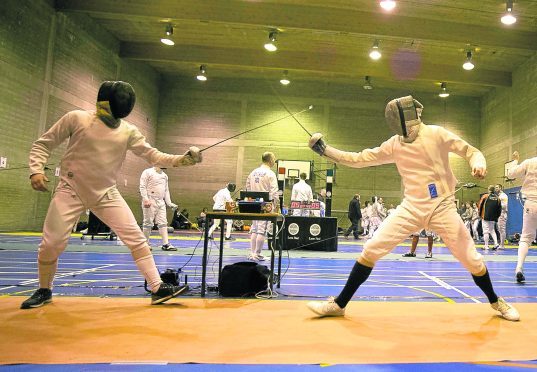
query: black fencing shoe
[
  {"left": 516, "top": 272, "right": 525, "bottom": 283},
  {"left": 151, "top": 283, "right": 188, "bottom": 305},
  {"left": 402, "top": 252, "right": 416, "bottom": 257},
  {"left": 225, "top": 237, "right": 235, "bottom": 241},
  {"left": 20, "top": 288, "right": 52, "bottom": 309}
]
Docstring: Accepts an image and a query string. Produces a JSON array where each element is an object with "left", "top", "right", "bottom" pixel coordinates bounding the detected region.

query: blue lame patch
[{"left": 428, "top": 183, "right": 438, "bottom": 198}]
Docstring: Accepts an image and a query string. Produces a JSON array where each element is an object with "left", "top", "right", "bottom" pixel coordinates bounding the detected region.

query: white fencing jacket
[
  {"left": 291, "top": 179, "right": 313, "bottom": 202},
  {"left": 212, "top": 187, "right": 233, "bottom": 210},
  {"left": 246, "top": 164, "right": 279, "bottom": 204},
  {"left": 29, "top": 110, "right": 182, "bottom": 207},
  {"left": 139, "top": 167, "right": 173, "bottom": 206},
  {"left": 508, "top": 156, "right": 537, "bottom": 202}
]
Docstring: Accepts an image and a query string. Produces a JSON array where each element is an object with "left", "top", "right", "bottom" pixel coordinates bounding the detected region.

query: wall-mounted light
[
  {"left": 438, "top": 82, "right": 450, "bottom": 98},
  {"left": 160, "top": 24, "right": 175, "bottom": 46},
  {"left": 369, "top": 40, "right": 382, "bottom": 60},
  {"left": 462, "top": 51, "right": 474, "bottom": 70},
  {"left": 264, "top": 31, "right": 278, "bottom": 52},
  {"left": 363, "top": 76, "right": 373, "bottom": 90},
  {"left": 196, "top": 65, "right": 207, "bottom": 81},
  {"left": 501, "top": 0, "right": 517, "bottom": 25},
  {"left": 379, "top": 0, "right": 396, "bottom": 11},
  {"left": 280, "top": 70, "right": 290, "bottom": 85}
]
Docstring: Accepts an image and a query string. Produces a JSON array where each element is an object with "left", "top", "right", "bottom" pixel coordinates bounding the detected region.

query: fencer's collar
[{"left": 96, "top": 101, "right": 120, "bottom": 128}]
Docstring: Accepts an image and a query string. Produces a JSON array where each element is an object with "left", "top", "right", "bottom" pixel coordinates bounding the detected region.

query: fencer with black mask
[
  {"left": 306, "top": 95, "right": 519, "bottom": 321},
  {"left": 207, "top": 183, "right": 237, "bottom": 240},
  {"left": 23, "top": 81, "right": 202, "bottom": 309}
]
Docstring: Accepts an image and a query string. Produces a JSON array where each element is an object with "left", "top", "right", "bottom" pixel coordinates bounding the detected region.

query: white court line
[
  {"left": 0, "top": 264, "right": 116, "bottom": 292},
  {"left": 418, "top": 271, "right": 481, "bottom": 303}
]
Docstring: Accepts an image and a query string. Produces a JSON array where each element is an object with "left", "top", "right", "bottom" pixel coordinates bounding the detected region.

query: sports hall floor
[{"left": 1, "top": 231, "right": 536, "bottom": 371}]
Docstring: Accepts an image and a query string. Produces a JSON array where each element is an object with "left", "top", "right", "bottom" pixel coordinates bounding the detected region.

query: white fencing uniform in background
[
  {"left": 246, "top": 163, "right": 279, "bottom": 260},
  {"left": 291, "top": 179, "right": 313, "bottom": 216},
  {"left": 508, "top": 156, "right": 537, "bottom": 280},
  {"left": 497, "top": 190, "right": 508, "bottom": 249},
  {"left": 207, "top": 187, "right": 233, "bottom": 239},
  {"left": 140, "top": 167, "right": 177, "bottom": 247}
]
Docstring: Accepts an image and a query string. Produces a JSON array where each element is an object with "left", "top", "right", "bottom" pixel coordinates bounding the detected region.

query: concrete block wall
[
  {"left": 157, "top": 77, "right": 483, "bottom": 216},
  {"left": 0, "top": 1, "right": 160, "bottom": 231},
  {"left": 481, "top": 52, "right": 537, "bottom": 193}
]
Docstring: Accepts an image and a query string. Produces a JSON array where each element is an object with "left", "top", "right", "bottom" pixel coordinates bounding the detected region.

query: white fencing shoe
[
  {"left": 491, "top": 297, "right": 520, "bottom": 321},
  {"left": 307, "top": 297, "right": 345, "bottom": 317}
]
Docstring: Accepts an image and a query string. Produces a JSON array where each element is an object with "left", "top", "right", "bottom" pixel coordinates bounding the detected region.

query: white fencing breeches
[
  {"left": 38, "top": 183, "right": 161, "bottom": 290},
  {"left": 361, "top": 198, "right": 484, "bottom": 275},
  {"left": 516, "top": 200, "right": 537, "bottom": 273},
  {"left": 497, "top": 212, "right": 507, "bottom": 248},
  {"left": 482, "top": 220, "right": 498, "bottom": 249}
]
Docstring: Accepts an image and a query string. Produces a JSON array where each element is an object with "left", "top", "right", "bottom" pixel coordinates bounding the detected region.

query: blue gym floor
[{"left": 1, "top": 231, "right": 536, "bottom": 371}]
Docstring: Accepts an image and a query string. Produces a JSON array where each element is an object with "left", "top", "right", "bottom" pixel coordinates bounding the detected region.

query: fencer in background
[
  {"left": 246, "top": 152, "right": 279, "bottom": 261},
  {"left": 478, "top": 185, "right": 501, "bottom": 250},
  {"left": 307, "top": 95, "right": 519, "bottom": 321},
  {"left": 291, "top": 172, "right": 313, "bottom": 216},
  {"left": 207, "top": 183, "right": 236, "bottom": 241},
  {"left": 495, "top": 184, "right": 509, "bottom": 249},
  {"left": 140, "top": 166, "right": 178, "bottom": 251},
  {"left": 22, "top": 81, "right": 202, "bottom": 309},
  {"left": 344, "top": 194, "right": 361, "bottom": 240},
  {"left": 507, "top": 151, "right": 537, "bottom": 283},
  {"left": 368, "top": 196, "right": 386, "bottom": 238}
]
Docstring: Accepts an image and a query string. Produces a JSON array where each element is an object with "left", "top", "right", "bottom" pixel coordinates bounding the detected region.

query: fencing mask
[
  {"left": 97, "top": 81, "right": 136, "bottom": 127},
  {"left": 227, "top": 183, "right": 237, "bottom": 193},
  {"left": 385, "top": 96, "right": 423, "bottom": 143}
]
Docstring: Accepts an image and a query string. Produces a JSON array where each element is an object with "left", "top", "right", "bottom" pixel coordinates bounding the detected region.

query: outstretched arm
[
  {"left": 507, "top": 151, "right": 527, "bottom": 180},
  {"left": 309, "top": 133, "right": 395, "bottom": 168}
]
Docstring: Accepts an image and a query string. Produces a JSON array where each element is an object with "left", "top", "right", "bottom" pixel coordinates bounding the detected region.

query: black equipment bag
[{"left": 219, "top": 261, "right": 270, "bottom": 297}]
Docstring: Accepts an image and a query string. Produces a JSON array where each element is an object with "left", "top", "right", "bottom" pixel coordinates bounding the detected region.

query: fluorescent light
[
  {"left": 160, "top": 24, "right": 175, "bottom": 46},
  {"left": 501, "top": 0, "right": 517, "bottom": 25},
  {"left": 196, "top": 65, "right": 207, "bottom": 81},
  {"left": 463, "top": 51, "right": 474, "bottom": 70},
  {"left": 380, "top": 0, "right": 396, "bottom": 11},
  {"left": 438, "top": 82, "right": 450, "bottom": 98},
  {"left": 280, "top": 70, "right": 290, "bottom": 85},
  {"left": 369, "top": 40, "right": 382, "bottom": 60},
  {"left": 264, "top": 31, "right": 278, "bottom": 52}
]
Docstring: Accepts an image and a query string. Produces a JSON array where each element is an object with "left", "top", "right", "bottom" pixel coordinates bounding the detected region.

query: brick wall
[
  {"left": 157, "top": 77, "right": 483, "bottom": 216},
  {"left": 0, "top": 1, "right": 160, "bottom": 231},
  {"left": 481, "top": 52, "right": 537, "bottom": 193}
]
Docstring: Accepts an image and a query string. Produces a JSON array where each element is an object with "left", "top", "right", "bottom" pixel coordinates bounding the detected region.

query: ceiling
[{"left": 54, "top": 0, "right": 537, "bottom": 97}]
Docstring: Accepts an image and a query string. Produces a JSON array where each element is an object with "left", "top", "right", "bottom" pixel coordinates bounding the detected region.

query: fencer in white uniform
[
  {"left": 207, "top": 183, "right": 236, "bottom": 240},
  {"left": 291, "top": 172, "right": 314, "bottom": 216},
  {"left": 367, "top": 196, "right": 386, "bottom": 238},
  {"left": 245, "top": 152, "right": 279, "bottom": 261},
  {"left": 306, "top": 95, "right": 519, "bottom": 321},
  {"left": 140, "top": 167, "right": 178, "bottom": 251},
  {"left": 495, "top": 184, "right": 509, "bottom": 249},
  {"left": 22, "top": 81, "right": 202, "bottom": 309},
  {"left": 508, "top": 151, "right": 537, "bottom": 283}
]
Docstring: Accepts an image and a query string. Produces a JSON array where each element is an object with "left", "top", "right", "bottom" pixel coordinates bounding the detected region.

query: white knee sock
[
  {"left": 131, "top": 245, "right": 162, "bottom": 292},
  {"left": 250, "top": 233, "right": 257, "bottom": 255},
  {"left": 255, "top": 234, "right": 265, "bottom": 256},
  {"left": 225, "top": 220, "right": 232, "bottom": 239},
  {"left": 142, "top": 226, "right": 152, "bottom": 243},
  {"left": 158, "top": 226, "right": 169, "bottom": 245},
  {"left": 38, "top": 259, "right": 58, "bottom": 289},
  {"left": 516, "top": 242, "right": 529, "bottom": 273},
  {"left": 484, "top": 233, "right": 489, "bottom": 248},
  {"left": 208, "top": 220, "right": 218, "bottom": 237}
]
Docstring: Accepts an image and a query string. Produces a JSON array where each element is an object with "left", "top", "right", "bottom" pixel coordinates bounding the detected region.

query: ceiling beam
[
  {"left": 55, "top": 0, "right": 537, "bottom": 51},
  {"left": 120, "top": 42, "right": 511, "bottom": 87}
]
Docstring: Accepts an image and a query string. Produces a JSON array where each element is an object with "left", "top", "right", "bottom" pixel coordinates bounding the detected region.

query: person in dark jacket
[
  {"left": 344, "top": 194, "right": 362, "bottom": 239},
  {"left": 478, "top": 185, "right": 502, "bottom": 250}
]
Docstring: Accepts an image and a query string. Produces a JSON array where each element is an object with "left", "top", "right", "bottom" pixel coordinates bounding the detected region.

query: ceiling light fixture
[
  {"left": 369, "top": 40, "right": 382, "bottom": 60},
  {"left": 438, "top": 82, "right": 450, "bottom": 98},
  {"left": 379, "top": 0, "right": 396, "bottom": 11},
  {"left": 363, "top": 76, "right": 373, "bottom": 90},
  {"left": 462, "top": 51, "right": 475, "bottom": 70},
  {"left": 264, "top": 31, "right": 278, "bottom": 52},
  {"left": 196, "top": 65, "right": 207, "bottom": 81},
  {"left": 501, "top": 0, "right": 517, "bottom": 25},
  {"left": 280, "top": 70, "right": 290, "bottom": 85},
  {"left": 160, "top": 24, "right": 175, "bottom": 46}
]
